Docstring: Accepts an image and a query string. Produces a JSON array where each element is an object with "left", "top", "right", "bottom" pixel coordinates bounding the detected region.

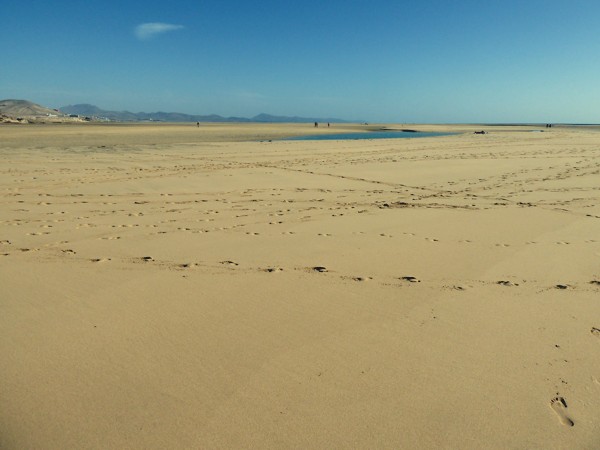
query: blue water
[{"left": 285, "top": 131, "right": 455, "bottom": 141}]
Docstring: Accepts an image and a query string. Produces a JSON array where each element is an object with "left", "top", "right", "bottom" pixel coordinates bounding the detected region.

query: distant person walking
[
  {"left": 314, "top": 122, "right": 318, "bottom": 128},
  {"left": 196, "top": 122, "right": 200, "bottom": 127}
]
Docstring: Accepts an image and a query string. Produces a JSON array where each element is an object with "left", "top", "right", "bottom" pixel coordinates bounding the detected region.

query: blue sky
[{"left": 2, "top": 0, "right": 600, "bottom": 122}]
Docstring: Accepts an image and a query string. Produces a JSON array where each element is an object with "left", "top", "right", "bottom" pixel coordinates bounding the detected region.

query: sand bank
[{"left": 1, "top": 123, "right": 599, "bottom": 448}]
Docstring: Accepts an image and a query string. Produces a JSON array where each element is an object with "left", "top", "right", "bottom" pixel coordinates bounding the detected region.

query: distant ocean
[{"left": 285, "top": 131, "right": 455, "bottom": 141}]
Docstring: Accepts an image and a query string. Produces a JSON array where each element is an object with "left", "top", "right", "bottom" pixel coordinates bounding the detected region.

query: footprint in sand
[
  {"left": 401, "top": 276, "right": 420, "bottom": 283},
  {"left": 91, "top": 258, "right": 111, "bottom": 263},
  {"left": 591, "top": 327, "right": 600, "bottom": 338},
  {"left": 312, "top": 266, "right": 328, "bottom": 273},
  {"left": 497, "top": 280, "right": 519, "bottom": 287},
  {"left": 265, "top": 267, "right": 283, "bottom": 273},
  {"left": 550, "top": 397, "right": 574, "bottom": 427},
  {"left": 220, "top": 260, "right": 239, "bottom": 266},
  {"left": 352, "top": 276, "right": 372, "bottom": 282}
]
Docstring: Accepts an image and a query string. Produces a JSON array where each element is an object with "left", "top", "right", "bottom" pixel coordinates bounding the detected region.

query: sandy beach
[{"left": 1, "top": 122, "right": 599, "bottom": 448}]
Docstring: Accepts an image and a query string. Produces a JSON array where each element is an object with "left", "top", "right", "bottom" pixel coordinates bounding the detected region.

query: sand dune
[{"left": 1, "top": 123, "right": 599, "bottom": 448}]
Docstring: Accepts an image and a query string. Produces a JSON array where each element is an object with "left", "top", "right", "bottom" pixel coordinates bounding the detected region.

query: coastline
[{"left": 0, "top": 121, "right": 569, "bottom": 147}]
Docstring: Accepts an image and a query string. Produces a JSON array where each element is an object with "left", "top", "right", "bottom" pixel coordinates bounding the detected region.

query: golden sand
[{"left": 1, "top": 123, "right": 599, "bottom": 448}]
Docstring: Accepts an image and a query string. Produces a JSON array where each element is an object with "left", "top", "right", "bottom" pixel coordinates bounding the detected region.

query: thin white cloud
[{"left": 134, "top": 23, "right": 184, "bottom": 40}]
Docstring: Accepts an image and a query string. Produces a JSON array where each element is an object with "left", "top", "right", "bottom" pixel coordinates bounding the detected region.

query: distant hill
[
  {"left": 59, "top": 103, "right": 354, "bottom": 123},
  {"left": 58, "top": 104, "right": 205, "bottom": 122},
  {"left": 0, "top": 99, "right": 61, "bottom": 117},
  {"left": 0, "top": 99, "right": 356, "bottom": 123}
]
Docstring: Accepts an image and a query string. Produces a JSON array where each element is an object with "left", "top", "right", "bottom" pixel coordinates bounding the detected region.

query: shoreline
[{"left": 0, "top": 122, "right": 562, "bottom": 147}]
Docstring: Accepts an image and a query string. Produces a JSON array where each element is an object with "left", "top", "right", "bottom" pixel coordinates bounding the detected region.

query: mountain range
[
  {"left": 59, "top": 103, "right": 354, "bottom": 123},
  {"left": 0, "top": 99, "right": 355, "bottom": 123}
]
